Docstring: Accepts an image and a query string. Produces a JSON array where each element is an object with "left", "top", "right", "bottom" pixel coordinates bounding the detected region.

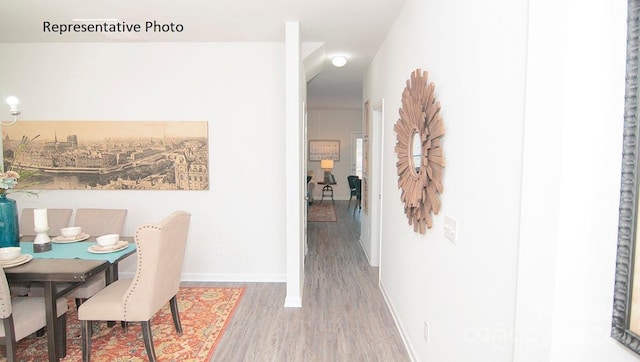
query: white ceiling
[{"left": 0, "top": 0, "right": 407, "bottom": 109}]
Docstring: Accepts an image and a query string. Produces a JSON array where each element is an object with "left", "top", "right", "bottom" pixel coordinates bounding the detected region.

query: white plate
[
  {"left": 0, "top": 254, "right": 33, "bottom": 268},
  {"left": 87, "top": 241, "right": 129, "bottom": 254},
  {"left": 52, "top": 232, "right": 90, "bottom": 243}
]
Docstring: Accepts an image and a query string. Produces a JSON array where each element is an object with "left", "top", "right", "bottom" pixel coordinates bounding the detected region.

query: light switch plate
[{"left": 444, "top": 215, "right": 457, "bottom": 244}]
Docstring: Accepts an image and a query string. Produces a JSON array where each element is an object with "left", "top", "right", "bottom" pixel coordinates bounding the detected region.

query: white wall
[
  {"left": 364, "top": 0, "right": 529, "bottom": 359},
  {"left": 515, "top": 0, "right": 635, "bottom": 361},
  {"left": 365, "top": 0, "right": 633, "bottom": 361},
  {"left": 0, "top": 42, "right": 287, "bottom": 282},
  {"left": 306, "top": 108, "right": 362, "bottom": 200}
]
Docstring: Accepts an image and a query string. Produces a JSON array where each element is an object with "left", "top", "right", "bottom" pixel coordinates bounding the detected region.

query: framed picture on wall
[
  {"left": 2, "top": 120, "right": 209, "bottom": 191},
  {"left": 309, "top": 140, "right": 340, "bottom": 161},
  {"left": 612, "top": 0, "right": 640, "bottom": 355}
]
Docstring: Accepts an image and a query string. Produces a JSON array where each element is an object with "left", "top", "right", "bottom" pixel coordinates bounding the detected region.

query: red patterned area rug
[
  {"left": 11, "top": 286, "right": 244, "bottom": 362},
  {"left": 307, "top": 202, "right": 337, "bottom": 222}
]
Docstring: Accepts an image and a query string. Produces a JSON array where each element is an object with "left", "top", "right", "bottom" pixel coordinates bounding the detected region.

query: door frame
[{"left": 370, "top": 99, "right": 384, "bottom": 269}]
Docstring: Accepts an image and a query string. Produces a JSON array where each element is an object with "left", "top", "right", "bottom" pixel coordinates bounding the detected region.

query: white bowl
[
  {"left": 0, "top": 247, "right": 21, "bottom": 261},
  {"left": 96, "top": 234, "right": 119, "bottom": 247},
  {"left": 60, "top": 226, "right": 82, "bottom": 238}
]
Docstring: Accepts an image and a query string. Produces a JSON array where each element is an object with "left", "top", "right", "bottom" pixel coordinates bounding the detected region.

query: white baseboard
[
  {"left": 379, "top": 279, "right": 418, "bottom": 361},
  {"left": 358, "top": 237, "right": 373, "bottom": 265},
  {"left": 119, "top": 272, "right": 287, "bottom": 283},
  {"left": 284, "top": 296, "right": 302, "bottom": 308}
]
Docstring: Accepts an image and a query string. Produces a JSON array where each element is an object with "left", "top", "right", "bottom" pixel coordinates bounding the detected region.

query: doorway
[{"left": 351, "top": 132, "right": 364, "bottom": 178}]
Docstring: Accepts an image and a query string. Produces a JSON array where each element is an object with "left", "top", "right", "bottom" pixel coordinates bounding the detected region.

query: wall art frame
[
  {"left": 308, "top": 140, "right": 340, "bottom": 161},
  {"left": 2, "top": 120, "right": 209, "bottom": 191},
  {"left": 612, "top": 0, "right": 640, "bottom": 354}
]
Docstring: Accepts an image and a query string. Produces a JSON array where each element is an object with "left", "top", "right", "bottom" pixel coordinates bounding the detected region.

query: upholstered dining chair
[
  {"left": 353, "top": 178, "right": 362, "bottom": 215},
  {"left": 28, "top": 208, "right": 128, "bottom": 306},
  {"left": 72, "top": 208, "right": 128, "bottom": 239},
  {"left": 12, "top": 208, "right": 74, "bottom": 297},
  {"left": 78, "top": 210, "right": 191, "bottom": 362},
  {"left": 307, "top": 171, "right": 316, "bottom": 205},
  {"left": 0, "top": 267, "right": 69, "bottom": 361},
  {"left": 19, "top": 208, "right": 73, "bottom": 237},
  {"left": 347, "top": 175, "right": 359, "bottom": 208},
  {"left": 67, "top": 208, "right": 128, "bottom": 306}
]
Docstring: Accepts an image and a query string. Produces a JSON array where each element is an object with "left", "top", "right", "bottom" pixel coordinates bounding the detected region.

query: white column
[{"left": 284, "top": 20, "right": 304, "bottom": 308}]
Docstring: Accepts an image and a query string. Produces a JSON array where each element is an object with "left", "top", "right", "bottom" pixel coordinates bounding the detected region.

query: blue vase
[{"left": 0, "top": 192, "right": 19, "bottom": 248}]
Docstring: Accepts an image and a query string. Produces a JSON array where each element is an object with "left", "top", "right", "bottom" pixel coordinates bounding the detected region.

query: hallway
[{"left": 209, "top": 200, "right": 409, "bottom": 361}]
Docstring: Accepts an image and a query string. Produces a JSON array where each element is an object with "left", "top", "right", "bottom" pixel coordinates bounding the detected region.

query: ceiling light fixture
[{"left": 331, "top": 56, "right": 347, "bottom": 68}]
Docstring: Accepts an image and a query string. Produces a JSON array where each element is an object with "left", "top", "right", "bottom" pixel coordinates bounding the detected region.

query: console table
[{"left": 317, "top": 181, "right": 336, "bottom": 204}]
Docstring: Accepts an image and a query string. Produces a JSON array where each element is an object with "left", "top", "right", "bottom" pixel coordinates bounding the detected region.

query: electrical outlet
[
  {"left": 444, "top": 215, "right": 458, "bottom": 244},
  {"left": 424, "top": 320, "right": 429, "bottom": 342},
  {"left": 216, "top": 243, "right": 225, "bottom": 255}
]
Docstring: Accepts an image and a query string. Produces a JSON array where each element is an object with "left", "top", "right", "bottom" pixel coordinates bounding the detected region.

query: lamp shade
[{"left": 320, "top": 159, "right": 334, "bottom": 169}]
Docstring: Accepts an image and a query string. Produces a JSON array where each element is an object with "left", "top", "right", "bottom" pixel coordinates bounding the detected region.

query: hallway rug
[
  {"left": 11, "top": 286, "right": 245, "bottom": 362},
  {"left": 308, "top": 202, "right": 337, "bottom": 222}
]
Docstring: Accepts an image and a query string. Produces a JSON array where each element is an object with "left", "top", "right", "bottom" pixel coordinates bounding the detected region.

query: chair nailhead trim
[{"left": 123, "top": 224, "right": 163, "bottom": 320}]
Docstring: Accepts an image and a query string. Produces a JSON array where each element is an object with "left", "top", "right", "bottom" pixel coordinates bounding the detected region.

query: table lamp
[{"left": 320, "top": 159, "right": 334, "bottom": 183}]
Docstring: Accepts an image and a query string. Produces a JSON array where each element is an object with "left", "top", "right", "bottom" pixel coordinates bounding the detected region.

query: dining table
[{"left": 3, "top": 236, "right": 136, "bottom": 362}]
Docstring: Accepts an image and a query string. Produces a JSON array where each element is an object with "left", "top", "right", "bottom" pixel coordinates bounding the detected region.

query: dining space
[{"left": 0, "top": 207, "right": 191, "bottom": 362}]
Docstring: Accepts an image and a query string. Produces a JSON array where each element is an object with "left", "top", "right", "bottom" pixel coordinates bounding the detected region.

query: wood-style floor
[{"left": 187, "top": 200, "right": 410, "bottom": 361}]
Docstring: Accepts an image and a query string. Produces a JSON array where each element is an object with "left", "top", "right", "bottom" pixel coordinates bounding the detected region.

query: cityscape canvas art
[{"left": 2, "top": 121, "right": 209, "bottom": 191}]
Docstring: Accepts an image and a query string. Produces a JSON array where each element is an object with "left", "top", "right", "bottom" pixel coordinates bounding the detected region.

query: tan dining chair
[
  {"left": 11, "top": 208, "right": 74, "bottom": 297},
  {"left": 19, "top": 208, "right": 73, "bottom": 237},
  {"left": 72, "top": 208, "right": 128, "bottom": 239},
  {"left": 78, "top": 210, "right": 191, "bottom": 362},
  {"left": 28, "top": 208, "right": 128, "bottom": 305},
  {"left": 67, "top": 208, "right": 128, "bottom": 306},
  {"left": 0, "top": 267, "right": 69, "bottom": 361}
]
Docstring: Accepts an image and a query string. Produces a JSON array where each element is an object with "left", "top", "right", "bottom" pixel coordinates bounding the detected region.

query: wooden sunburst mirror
[{"left": 394, "top": 69, "right": 445, "bottom": 234}]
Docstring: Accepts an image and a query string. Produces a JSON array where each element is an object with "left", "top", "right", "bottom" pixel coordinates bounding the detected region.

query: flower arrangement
[
  {"left": 0, "top": 171, "right": 20, "bottom": 194},
  {"left": 1, "top": 134, "right": 42, "bottom": 196}
]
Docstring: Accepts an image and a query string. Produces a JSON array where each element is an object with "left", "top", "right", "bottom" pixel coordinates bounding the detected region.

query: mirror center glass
[{"left": 410, "top": 130, "right": 422, "bottom": 174}]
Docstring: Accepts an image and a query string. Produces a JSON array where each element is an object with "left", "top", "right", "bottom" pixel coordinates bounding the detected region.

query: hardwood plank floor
[{"left": 187, "top": 201, "right": 410, "bottom": 361}]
